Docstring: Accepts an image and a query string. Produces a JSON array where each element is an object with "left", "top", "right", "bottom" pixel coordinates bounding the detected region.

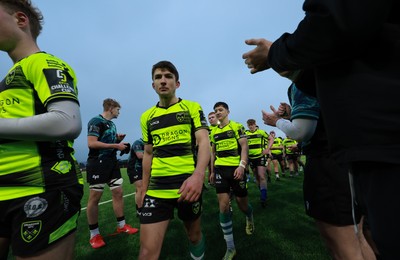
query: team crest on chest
[
  {"left": 5, "top": 69, "right": 15, "bottom": 85},
  {"left": 176, "top": 112, "right": 186, "bottom": 123}
]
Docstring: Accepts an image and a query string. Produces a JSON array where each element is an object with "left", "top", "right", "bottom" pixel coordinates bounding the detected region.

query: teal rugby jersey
[
  {"left": 0, "top": 52, "right": 83, "bottom": 200},
  {"left": 211, "top": 121, "right": 247, "bottom": 166},
  {"left": 141, "top": 99, "right": 208, "bottom": 199},
  {"left": 245, "top": 129, "right": 269, "bottom": 159},
  {"left": 87, "top": 115, "right": 118, "bottom": 158}
]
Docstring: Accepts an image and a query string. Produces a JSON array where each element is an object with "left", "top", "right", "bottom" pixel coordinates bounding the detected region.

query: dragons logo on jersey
[
  {"left": 192, "top": 202, "right": 201, "bottom": 214},
  {"left": 227, "top": 130, "right": 234, "bottom": 138},
  {"left": 176, "top": 112, "right": 186, "bottom": 123},
  {"left": 5, "top": 69, "right": 15, "bottom": 85},
  {"left": 21, "top": 220, "right": 42, "bottom": 243},
  {"left": 24, "top": 197, "right": 48, "bottom": 218}
]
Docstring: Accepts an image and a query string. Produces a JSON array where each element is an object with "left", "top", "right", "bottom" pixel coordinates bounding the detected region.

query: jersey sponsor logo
[
  {"left": 43, "top": 69, "right": 76, "bottom": 96},
  {"left": 141, "top": 212, "right": 153, "bottom": 217},
  {"left": 0, "top": 98, "right": 20, "bottom": 114},
  {"left": 150, "top": 120, "right": 160, "bottom": 126},
  {"left": 152, "top": 134, "right": 161, "bottom": 145},
  {"left": 51, "top": 160, "right": 72, "bottom": 174},
  {"left": 192, "top": 202, "right": 201, "bottom": 215},
  {"left": 24, "top": 197, "right": 48, "bottom": 218},
  {"left": 21, "top": 220, "right": 42, "bottom": 243}
]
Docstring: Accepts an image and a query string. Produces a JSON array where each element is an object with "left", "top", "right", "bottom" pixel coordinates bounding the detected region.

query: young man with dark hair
[
  {"left": 138, "top": 61, "right": 210, "bottom": 260},
  {"left": 209, "top": 101, "right": 254, "bottom": 260}
]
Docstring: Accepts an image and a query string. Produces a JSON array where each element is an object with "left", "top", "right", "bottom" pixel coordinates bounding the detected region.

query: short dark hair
[
  {"left": 151, "top": 61, "right": 179, "bottom": 81},
  {"left": 247, "top": 119, "right": 256, "bottom": 125},
  {"left": 213, "top": 101, "right": 229, "bottom": 110},
  {"left": 0, "top": 0, "right": 43, "bottom": 39}
]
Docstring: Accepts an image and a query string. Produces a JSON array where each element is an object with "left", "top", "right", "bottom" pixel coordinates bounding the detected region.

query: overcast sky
[{"left": 0, "top": 0, "right": 304, "bottom": 162}]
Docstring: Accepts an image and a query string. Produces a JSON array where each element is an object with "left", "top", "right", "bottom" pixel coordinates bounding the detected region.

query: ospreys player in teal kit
[
  {"left": 0, "top": 1, "right": 83, "bottom": 259},
  {"left": 138, "top": 61, "right": 210, "bottom": 260}
]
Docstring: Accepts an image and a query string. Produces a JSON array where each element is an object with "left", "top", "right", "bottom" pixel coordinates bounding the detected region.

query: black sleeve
[{"left": 268, "top": 0, "right": 394, "bottom": 72}]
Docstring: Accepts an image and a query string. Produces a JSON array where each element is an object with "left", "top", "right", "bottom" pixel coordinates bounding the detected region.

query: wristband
[{"left": 239, "top": 160, "right": 246, "bottom": 169}]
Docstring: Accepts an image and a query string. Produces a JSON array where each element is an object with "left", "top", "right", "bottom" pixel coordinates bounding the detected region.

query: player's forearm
[
  {"left": 141, "top": 154, "right": 152, "bottom": 190},
  {"left": 193, "top": 139, "right": 210, "bottom": 179},
  {"left": 276, "top": 118, "right": 317, "bottom": 142},
  {"left": 0, "top": 100, "right": 81, "bottom": 141}
]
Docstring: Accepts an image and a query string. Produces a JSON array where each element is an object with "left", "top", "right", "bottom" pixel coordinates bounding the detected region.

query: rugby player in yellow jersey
[
  {"left": 138, "top": 61, "right": 210, "bottom": 260},
  {"left": 269, "top": 131, "right": 285, "bottom": 180},
  {"left": 207, "top": 111, "right": 219, "bottom": 186},
  {"left": 245, "top": 119, "right": 273, "bottom": 207},
  {"left": 282, "top": 135, "right": 299, "bottom": 177},
  {"left": 210, "top": 102, "right": 254, "bottom": 260},
  {"left": 0, "top": 1, "right": 83, "bottom": 259}
]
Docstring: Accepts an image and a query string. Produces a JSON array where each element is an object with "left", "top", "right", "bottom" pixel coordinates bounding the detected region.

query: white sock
[
  {"left": 117, "top": 219, "right": 126, "bottom": 228},
  {"left": 90, "top": 228, "right": 100, "bottom": 239}
]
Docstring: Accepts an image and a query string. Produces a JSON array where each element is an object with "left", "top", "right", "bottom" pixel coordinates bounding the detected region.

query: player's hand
[
  {"left": 233, "top": 167, "right": 245, "bottom": 180},
  {"left": 177, "top": 171, "right": 204, "bottom": 203},
  {"left": 209, "top": 172, "right": 216, "bottom": 184},
  {"left": 135, "top": 190, "right": 144, "bottom": 208},
  {"left": 116, "top": 142, "right": 128, "bottom": 151},
  {"left": 242, "top": 38, "right": 273, "bottom": 74},
  {"left": 278, "top": 102, "right": 291, "bottom": 119},
  {"left": 262, "top": 105, "right": 281, "bottom": 126}
]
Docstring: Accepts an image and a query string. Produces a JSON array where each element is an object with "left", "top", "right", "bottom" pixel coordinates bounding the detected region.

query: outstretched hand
[
  {"left": 242, "top": 38, "right": 272, "bottom": 74},
  {"left": 278, "top": 102, "right": 291, "bottom": 119},
  {"left": 262, "top": 105, "right": 281, "bottom": 127}
]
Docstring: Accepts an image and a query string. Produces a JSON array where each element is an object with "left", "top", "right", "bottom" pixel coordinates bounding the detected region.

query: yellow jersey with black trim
[
  {"left": 245, "top": 129, "right": 269, "bottom": 159},
  {"left": 282, "top": 138, "right": 298, "bottom": 154},
  {"left": 271, "top": 137, "right": 283, "bottom": 155},
  {"left": 211, "top": 120, "right": 247, "bottom": 166},
  {"left": 141, "top": 99, "right": 208, "bottom": 199},
  {"left": 0, "top": 52, "right": 83, "bottom": 201}
]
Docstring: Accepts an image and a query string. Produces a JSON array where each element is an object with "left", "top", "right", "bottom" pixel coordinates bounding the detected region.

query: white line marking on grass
[{"left": 80, "top": 192, "right": 136, "bottom": 211}]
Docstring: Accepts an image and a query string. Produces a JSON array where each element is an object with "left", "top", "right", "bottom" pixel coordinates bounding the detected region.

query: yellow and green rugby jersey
[
  {"left": 282, "top": 138, "right": 298, "bottom": 154},
  {"left": 141, "top": 99, "right": 208, "bottom": 199},
  {"left": 0, "top": 52, "right": 83, "bottom": 201},
  {"left": 245, "top": 129, "right": 269, "bottom": 159},
  {"left": 271, "top": 137, "right": 283, "bottom": 155},
  {"left": 211, "top": 121, "right": 247, "bottom": 167}
]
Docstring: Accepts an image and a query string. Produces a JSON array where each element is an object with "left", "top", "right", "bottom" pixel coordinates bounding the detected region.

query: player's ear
[{"left": 15, "top": 11, "right": 29, "bottom": 28}]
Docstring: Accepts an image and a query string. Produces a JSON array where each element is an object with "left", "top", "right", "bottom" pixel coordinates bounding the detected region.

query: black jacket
[{"left": 268, "top": 0, "right": 400, "bottom": 164}]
